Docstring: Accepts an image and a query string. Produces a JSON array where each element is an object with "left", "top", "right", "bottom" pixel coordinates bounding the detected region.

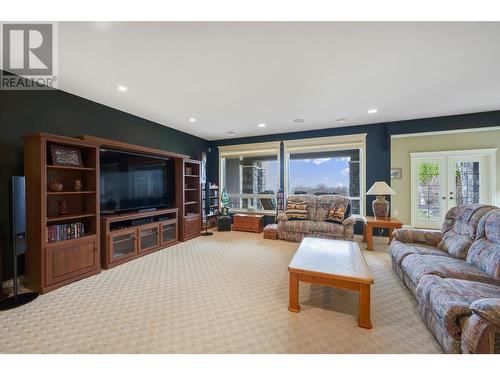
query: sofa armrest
[
  {"left": 276, "top": 213, "right": 288, "bottom": 222},
  {"left": 342, "top": 215, "right": 356, "bottom": 227},
  {"left": 393, "top": 228, "right": 441, "bottom": 247},
  {"left": 470, "top": 298, "right": 500, "bottom": 326}
]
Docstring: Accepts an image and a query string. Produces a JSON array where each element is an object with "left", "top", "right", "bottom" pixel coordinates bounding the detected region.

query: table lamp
[{"left": 366, "top": 181, "right": 396, "bottom": 219}]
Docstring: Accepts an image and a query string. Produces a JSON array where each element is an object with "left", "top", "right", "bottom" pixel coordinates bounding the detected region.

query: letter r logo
[{"left": 2, "top": 23, "right": 53, "bottom": 75}]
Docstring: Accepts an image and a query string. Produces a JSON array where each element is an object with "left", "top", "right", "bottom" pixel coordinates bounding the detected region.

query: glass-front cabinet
[
  {"left": 139, "top": 223, "right": 160, "bottom": 253},
  {"left": 160, "top": 221, "right": 177, "bottom": 246},
  {"left": 109, "top": 228, "right": 137, "bottom": 261},
  {"left": 103, "top": 208, "right": 179, "bottom": 269}
]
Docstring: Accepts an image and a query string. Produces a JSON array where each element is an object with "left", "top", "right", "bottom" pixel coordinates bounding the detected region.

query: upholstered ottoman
[{"left": 263, "top": 224, "right": 278, "bottom": 239}]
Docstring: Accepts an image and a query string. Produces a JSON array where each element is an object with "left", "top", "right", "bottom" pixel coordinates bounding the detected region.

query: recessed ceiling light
[
  {"left": 258, "top": 123, "right": 266, "bottom": 128},
  {"left": 337, "top": 118, "right": 347, "bottom": 123},
  {"left": 367, "top": 108, "right": 378, "bottom": 114},
  {"left": 117, "top": 85, "right": 127, "bottom": 92},
  {"left": 189, "top": 118, "right": 196, "bottom": 123},
  {"left": 227, "top": 131, "right": 236, "bottom": 136},
  {"left": 294, "top": 118, "right": 305, "bottom": 123}
]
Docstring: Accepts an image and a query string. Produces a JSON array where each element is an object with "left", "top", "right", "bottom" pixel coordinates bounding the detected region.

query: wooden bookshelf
[
  {"left": 203, "top": 184, "right": 219, "bottom": 229},
  {"left": 182, "top": 159, "right": 202, "bottom": 240},
  {"left": 23, "top": 133, "right": 101, "bottom": 294}
]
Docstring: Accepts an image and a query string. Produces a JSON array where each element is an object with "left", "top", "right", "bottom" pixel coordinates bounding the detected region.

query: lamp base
[{"left": 372, "top": 196, "right": 390, "bottom": 219}]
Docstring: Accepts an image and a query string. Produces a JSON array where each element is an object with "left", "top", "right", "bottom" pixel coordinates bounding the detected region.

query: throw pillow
[
  {"left": 286, "top": 201, "right": 308, "bottom": 220},
  {"left": 326, "top": 201, "right": 351, "bottom": 224}
]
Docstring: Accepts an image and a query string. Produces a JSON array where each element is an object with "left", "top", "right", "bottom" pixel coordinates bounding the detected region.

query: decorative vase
[
  {"left": 48, "top": 181, "right": 63, "bottom": 192},
  {"left": 57, "top": 200, "right": 69, "bottom": 215},
  {"left": 220, "top": 187, "right": 230, "bottom": 209},
  {"left": 372, "top": 195, "right": 390, "bottom": 219},
  {"left": 74, "top": 179, "right": 82, "bottom": 192}
]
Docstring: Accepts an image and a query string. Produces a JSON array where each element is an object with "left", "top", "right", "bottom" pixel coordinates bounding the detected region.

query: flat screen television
[{"left": 100, "top": 148, "right": 175, "bottom": 214}]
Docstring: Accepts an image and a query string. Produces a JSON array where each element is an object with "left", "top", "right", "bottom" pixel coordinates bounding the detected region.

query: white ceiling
[{"left": 57, "top": 22, "right": 500, "bottom": 140}]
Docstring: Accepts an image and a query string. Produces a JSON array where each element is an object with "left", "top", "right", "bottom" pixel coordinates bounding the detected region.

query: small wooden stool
[{"left": 263, "top": 224, "right": 278, "bottom": 239}]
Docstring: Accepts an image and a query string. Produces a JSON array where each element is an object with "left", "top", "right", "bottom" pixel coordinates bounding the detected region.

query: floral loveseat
[
  {"left": 389, "top": 204, "right": 500, "bottom": 354},
  {"left": 276, "top": 194, "right": 356, "bottom": 242}
]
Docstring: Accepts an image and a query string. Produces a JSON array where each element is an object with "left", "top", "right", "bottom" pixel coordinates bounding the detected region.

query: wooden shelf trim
[
  {"left": 46, "top": 213, "right": 96, "bottom": 222},
  {"left": 47, "top": 191, "right": 96, "bottom": 195},
  {"left": 47, "top": 165, "right": 96, "bottom": 171},
  {"left": 46, "top": 234, "right": 97, "bottom": 248}
]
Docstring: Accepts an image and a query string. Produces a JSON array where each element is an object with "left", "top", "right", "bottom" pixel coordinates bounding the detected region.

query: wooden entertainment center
[{"left": 23, "top": 133, "right": 202, "bottom": 294}]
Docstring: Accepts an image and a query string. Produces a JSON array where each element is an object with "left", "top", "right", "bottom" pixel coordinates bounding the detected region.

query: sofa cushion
[
  {"left": 467, "top": 209, "right": 500, "bottom": 281},
  {"left": 402, "top": 254, "right": 499, "bottom": 287},
  {"left": 438, "top": 204, "right": 496, "bottom": 259},
  {"left": 287, "top": 194, "right": 317, "bottom": 221},
  {"left": 283, "top": 220, "right": 315, "bottom": 234},
  {"left": 389, "top": 240, "right": 452, "bottom": 269},
  {"left": 285, "top": 200, "right": 308, "bottom": 220},
  {"left": 313, "top": 221, "right": 344, "bottom": 237},
  {"left": 315, "top": 195, "right": 351, "bottom": 222},
  {"left": 326, "top": 202, "right": 350, "bottom": 224},
  {"left": 417, "top": 275, "right": 500, "bottom": 340}
]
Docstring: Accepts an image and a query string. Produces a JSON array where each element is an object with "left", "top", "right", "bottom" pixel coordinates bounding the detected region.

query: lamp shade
[{"left": 366, "top": 181, "right": 396, "bottom": 196}]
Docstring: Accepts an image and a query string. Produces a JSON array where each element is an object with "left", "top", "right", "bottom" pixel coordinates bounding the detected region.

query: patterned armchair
[
  {"left": 389, "top": 205, "right": 500, "bottom": 354},
  {"left": 277, "top": 194, "right": 356, "bottom": 242}
]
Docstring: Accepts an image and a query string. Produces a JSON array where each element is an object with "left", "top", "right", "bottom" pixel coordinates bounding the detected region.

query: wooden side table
[
  {"left": 362, "top": 216, "right": 402, "bottom": 251},
  {"left": 233, "top": 214, "right": 264, "bottom": 233}
]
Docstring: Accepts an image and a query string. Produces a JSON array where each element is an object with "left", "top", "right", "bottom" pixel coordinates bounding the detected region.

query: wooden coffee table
[
  {"left": 362, "top": 216, "right": 403, "bottom": 251},
  {"left": 288, "top": 237, "right": 374, "bottom": 329}
]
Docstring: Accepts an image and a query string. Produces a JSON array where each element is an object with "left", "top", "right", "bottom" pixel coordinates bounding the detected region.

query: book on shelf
[{"left": 47, "top": 222, "right": 85, "bottom": 243}]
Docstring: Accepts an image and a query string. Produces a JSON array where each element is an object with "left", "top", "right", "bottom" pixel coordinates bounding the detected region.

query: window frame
[
  {"left": 219, "top": 141, "right": 281, "bottom": 215},
  {"left": 283, "top": 134, "right": 367, "bottom": 218}
]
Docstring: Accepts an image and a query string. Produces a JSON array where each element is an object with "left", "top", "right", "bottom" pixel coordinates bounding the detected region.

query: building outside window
[{"left": 219, "top": 142, "right": 280, "bottom": 213}]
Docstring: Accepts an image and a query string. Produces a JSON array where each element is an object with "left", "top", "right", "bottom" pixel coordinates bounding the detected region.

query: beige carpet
[{"left": 0, "top": 232, "right": 442, "bottom": 353}]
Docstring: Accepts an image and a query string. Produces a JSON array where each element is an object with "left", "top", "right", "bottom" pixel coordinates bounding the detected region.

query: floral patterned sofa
[
  {"left": 276, "top": 194, "right": 356, "bottom": 242},
  {"left": 389, "top": 204, "right": 500, "bottom": 354}
]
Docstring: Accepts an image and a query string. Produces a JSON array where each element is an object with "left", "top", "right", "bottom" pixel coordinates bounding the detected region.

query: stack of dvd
[{"left": 47, "top": 222, "right": 85, "bottom": 243}]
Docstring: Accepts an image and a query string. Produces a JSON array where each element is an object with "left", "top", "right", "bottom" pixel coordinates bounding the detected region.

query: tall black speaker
[
  {"left": 12, "top": 176, "right": 27, "bottom": 255},
  {"left": 0, "top": 176, "right": 38, "bottom": 310}
]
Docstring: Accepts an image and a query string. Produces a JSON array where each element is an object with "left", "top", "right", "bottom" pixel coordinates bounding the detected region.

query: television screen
[{"left": 100, "top": 148, "right": 175, "bottom": 213}]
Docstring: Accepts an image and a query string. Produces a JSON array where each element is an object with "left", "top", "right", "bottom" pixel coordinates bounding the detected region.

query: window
[
  {"left": 219, "top": 142, "right": 280, "bottom": 213},
  {"left": 284, "top": 134, "right": 366, "bottom": 216}
]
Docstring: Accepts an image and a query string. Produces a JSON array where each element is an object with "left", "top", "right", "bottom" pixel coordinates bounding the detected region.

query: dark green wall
[{"left": 0, "top": 86, "right": 209, "bottom": 281}]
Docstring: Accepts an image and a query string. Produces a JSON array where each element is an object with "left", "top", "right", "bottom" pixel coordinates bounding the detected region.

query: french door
[{"left": 411, "top": 149, "right": 496, "bottom": 229}]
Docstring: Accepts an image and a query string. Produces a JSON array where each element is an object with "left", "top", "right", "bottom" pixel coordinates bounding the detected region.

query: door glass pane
[
  {"left": 417, "top": 162, "right": 441, "bottom": 221},
  {"left": 162, "top": 224, "right": 176, "bottom": 243},
  {"left": 112, "top": 232, "right": 135, "bottom": 260},
  {"left": 141, "top": 227, "right": 159, "bottom": 250},
  {"left": 455, "top": 161, "right": 480, "bottom": 205}
]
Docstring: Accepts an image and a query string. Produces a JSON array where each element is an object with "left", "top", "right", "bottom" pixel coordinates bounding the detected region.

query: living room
[{"left": 1, "top": 1, "right": 500, "bottom": 373}]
